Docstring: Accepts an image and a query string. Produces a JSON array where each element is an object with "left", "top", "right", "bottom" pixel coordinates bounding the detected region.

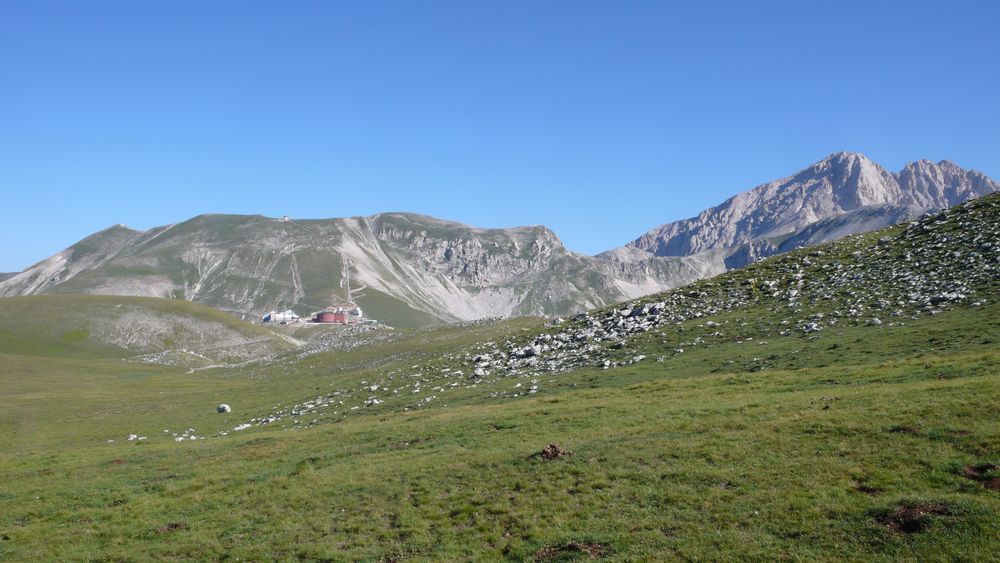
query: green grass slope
[
  {"left": 0, "top": 308, "right": 996, "bottom": 560},
  {"left": 0, "top": 295, "right": 293, "bottom": 362},
  {"left": 0, "top": 195, "right": 998, "bottom": 560}
]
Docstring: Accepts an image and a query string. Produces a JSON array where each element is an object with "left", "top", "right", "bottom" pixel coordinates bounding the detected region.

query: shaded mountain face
[
  {"left": 0, "top": 213, "right": 717, "bottom": 324},
  {"left": 606, "top": 152, "right": 999, "bottom": 261},
  {"left": 2, "top": 153, "right": 995, "bottom": 325}
]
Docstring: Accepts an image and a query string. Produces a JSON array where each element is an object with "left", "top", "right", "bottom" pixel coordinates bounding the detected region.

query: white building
[{"left": 262, "top": 309, "right": 300, "bottom": 324}]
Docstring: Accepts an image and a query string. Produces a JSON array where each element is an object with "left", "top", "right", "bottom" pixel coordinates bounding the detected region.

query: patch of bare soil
[
  {"left": 962, "top": 463, "right": 999, "bottom": 490},
  {"left": 529, "top": 443, "right": 574, "bottom": 461},
  {"left": 887, "top": 425, "right": 919, "bottom": 434},
  {"left": 534, "top": 542, "right": 607, "bottom": 560},
  {"left": 877, "top": 503, "right": 951, "bottom": 534},
  {"left": 155, "top": 522, "right": 188, "bottom": 534},
  {"left": 852, "top": 482, "right": 884, "bottom": 495}
]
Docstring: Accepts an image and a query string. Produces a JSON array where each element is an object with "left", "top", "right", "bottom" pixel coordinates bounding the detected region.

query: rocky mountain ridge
[
  {"left": 1, "top": 153, "right": 995, "bottom": 325},
  {"left": 605, "top": 152, "right": 998, "bottom": 261},
  {"left": 0, "top": 212, "right": 719, "bottom": 324}
]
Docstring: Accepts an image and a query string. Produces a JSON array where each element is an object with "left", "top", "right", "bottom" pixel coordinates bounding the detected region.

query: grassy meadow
[{"left": 0, "top": 294, "right": 997, "bottom": 560}]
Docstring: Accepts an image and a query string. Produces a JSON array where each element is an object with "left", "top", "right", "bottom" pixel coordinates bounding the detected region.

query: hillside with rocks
[{"left": 218, "top": 189, "right": 1000, "bottom": 433}]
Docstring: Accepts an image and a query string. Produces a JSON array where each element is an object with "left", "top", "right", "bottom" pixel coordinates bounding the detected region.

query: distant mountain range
[
  {"left": 1, "top": 152, "right": 996, "bottom": 325},
  {"left": 0, "top": 213, "right": 717, "bottom": 325}
]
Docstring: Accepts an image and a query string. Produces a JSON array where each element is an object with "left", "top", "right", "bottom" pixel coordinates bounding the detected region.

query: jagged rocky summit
[{"left": 604, "top": 152, "right": 998, "bottom": 262}]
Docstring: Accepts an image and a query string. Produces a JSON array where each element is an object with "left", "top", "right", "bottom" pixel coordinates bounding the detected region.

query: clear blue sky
[{"left": 2, "top": 1, "right": 998, "bottom": 272}]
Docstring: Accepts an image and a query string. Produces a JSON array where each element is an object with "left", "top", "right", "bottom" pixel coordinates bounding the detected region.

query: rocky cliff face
[{"left": 607, "top": 152, "right": 999, "bottom": 260}]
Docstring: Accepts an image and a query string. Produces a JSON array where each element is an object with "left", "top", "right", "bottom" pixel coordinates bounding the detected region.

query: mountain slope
[
  {"left": 607, "top": 152, "right": 999, "bottom": 260},
  {"left": 351, "top": 190, "right": 1000, "bottom": 396},
  {"left": 2, "top": 153, "right": 995, "bottom": 325},
  {"left": 202, "top": 191, "right": 1000, "bottom": 441},
  {"left": 3, "top": 190, "right": 998, "bottom": 560},
  {"left": 0, "top": 295, "right": 295, "bottom": 364},
  {"left": 0, "top": 213, "right": 718, "bottom": 324},
  {"left": 720, "top": 203, "right": 923, "bottom": 269}
]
